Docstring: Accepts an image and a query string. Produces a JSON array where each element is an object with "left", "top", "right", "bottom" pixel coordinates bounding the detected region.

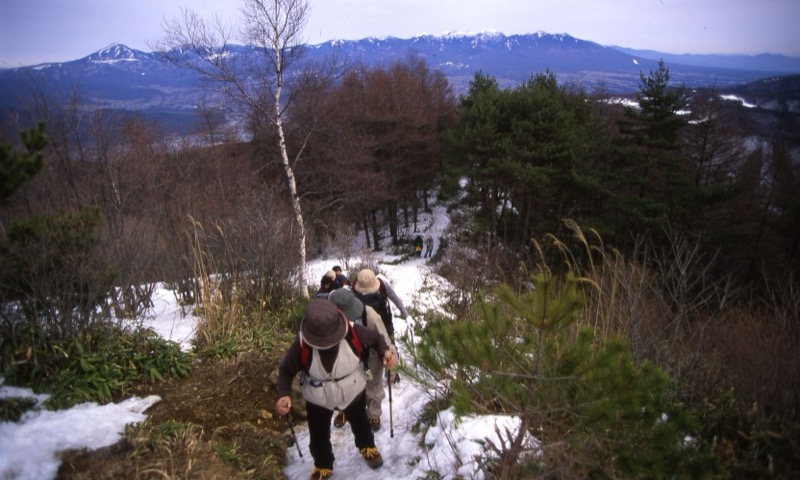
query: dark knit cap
[{"left": 300, "top": 299, "right": 347, "bottom": 350}]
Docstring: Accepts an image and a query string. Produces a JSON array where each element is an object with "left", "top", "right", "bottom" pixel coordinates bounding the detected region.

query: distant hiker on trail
[
  {"left": 413, "top": 235, "right": 424, "bottom": 258},
  {"left": 314, "top": 274, "right": 335, "bottom": 299},
  {"left": 275, "top": 299, "right": 397, "bottom": 479},
  {"left": 331, "top": 265, "right": 350, "bottom": 290},
  {"left": 424, "top": 236, "right": 434, "bottom": 258},
  {"left": 329, "top": 288, "right": 397, "bottom": 432}
]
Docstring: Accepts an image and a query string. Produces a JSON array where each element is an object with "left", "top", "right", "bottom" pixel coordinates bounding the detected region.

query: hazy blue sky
[{"left": 2, "top": 0, "right": 799, "bottom": 67}]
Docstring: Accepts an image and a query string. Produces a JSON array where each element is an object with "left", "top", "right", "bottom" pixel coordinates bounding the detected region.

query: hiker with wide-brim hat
[
  {"left": 329, "top": 288, "right": 397, "bottom": 432},
  {"left": 352, "top": 268, "right": 410, "bottom": 339},
  {"left": 275, "top": 298, "right": 397, "bottom": 480}
]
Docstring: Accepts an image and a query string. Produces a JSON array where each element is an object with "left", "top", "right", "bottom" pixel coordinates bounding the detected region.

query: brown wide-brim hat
[
  {"left": 355, "top": 269, "right": 380, "bottom": 295},
  {"left": 300, "top": 299, "right": 348, "bottom": 350}
]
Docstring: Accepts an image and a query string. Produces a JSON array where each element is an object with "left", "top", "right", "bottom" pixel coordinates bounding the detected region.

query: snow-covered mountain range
[{"left": 1, "top": 32, "right": 798, "bottom": 132}]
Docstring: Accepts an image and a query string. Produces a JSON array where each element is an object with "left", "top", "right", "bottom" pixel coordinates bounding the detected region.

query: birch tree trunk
[
  {"left": 271, "top": 20, "right": 309, "bottom": 298},
  {"left": 158, "top": 0, "right": 312, "bottom": 298}
]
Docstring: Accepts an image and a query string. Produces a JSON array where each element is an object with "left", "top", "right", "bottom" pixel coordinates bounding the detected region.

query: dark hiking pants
[{"left": 306, "top": 391, "right": 374, "bottom": 470}]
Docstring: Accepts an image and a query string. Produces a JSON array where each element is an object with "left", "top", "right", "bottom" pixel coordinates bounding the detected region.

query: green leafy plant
[{"left": 2, "top": 326, "right": 192, "bottom": 410}]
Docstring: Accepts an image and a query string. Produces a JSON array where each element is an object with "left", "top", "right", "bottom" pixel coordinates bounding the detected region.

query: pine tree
[
  {"left": 610, "top": 60, "right": 693, "bottom": 245},
  {"left": 1, "top": 205, "right": 117, "bottom": 339},
  {"left": 405, "top": 273, "right": 716, "bottom": 477},
  {"left": 445, "top": 72, "right": 609, "bottom": 247},
  {"left": 444, "top": 71, "right": 505, "bottom": 244},
  {"left": 0, "top": 122, "right": 48, "bottom": 206}
]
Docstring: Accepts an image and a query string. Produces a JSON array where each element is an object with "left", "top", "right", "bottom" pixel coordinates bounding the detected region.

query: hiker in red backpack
[
  {"left": 275, "top": 299, "right": 397, "bottom": 480},
  {"left": 328, "top": 288, "right": 397, "bottom": 432}
]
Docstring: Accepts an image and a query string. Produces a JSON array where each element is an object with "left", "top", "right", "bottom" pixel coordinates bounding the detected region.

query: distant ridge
[
  {"left": 611, "top": 46, "right": 800, "bottom": 74},
  {"left": 297, "top": 32, "right": 796, "bottom": 93},
  {"left": 1, "top": 31, "right": 797, "bottom": 133}
]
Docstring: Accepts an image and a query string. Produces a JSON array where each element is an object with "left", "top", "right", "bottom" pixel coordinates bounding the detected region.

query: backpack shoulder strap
[
  {"left": 302, "top": 324, "right": 365, "bottom": 370},
  {"left": 347, "top": 322, "right": 364, "bottom": 357},
  {"left": 346, "top": 322, "right": 370, "bottom": 370},
  {"left": 300, "top": 338, "right": 310, "bottom": 370}
]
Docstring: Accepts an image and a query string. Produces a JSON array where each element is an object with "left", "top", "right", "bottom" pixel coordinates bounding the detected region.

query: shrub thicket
[{"left": 415, "top": 217, "right": 800, "bottom": 478}]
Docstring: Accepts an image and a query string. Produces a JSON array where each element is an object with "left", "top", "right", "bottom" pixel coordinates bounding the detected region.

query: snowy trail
[
  {"left": 284, "top": 204, "right": 450, "bottom": 479},
  {"left": 2, "top": 201, "right": 534, "bottom": 480},
  {"left": 282, "top": 369, "right": 432, "bottom": 479}
]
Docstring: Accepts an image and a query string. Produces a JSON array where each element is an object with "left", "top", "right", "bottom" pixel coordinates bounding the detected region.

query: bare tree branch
[{"left": 154, "top": 0, "right": 313, "bottom": 297}]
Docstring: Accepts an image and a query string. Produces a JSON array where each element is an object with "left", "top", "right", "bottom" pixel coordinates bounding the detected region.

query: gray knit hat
[{"left": 329, "top": 288, "right": 364, "bottom": 323}]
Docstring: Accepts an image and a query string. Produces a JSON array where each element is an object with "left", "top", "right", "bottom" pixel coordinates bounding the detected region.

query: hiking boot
[
  {"left": 369, "top": 417, "right": 381, "bottom": 431},
  {"left": 309, "top": 467, "right": 333, "bottom": 479},
  {"left": 360, "top": 447, "right": 384, "bottom": 469},
  {"left": 333, "top": 411, "right": 346, "bottom": 428}
]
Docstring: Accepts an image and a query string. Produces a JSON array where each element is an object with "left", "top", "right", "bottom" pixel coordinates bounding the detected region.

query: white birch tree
[{"left": 156, "top": 0, "right": 311, "bottom": 298}]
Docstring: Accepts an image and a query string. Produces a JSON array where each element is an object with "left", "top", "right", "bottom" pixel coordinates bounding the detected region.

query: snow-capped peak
[
  {"left": 88, "top": 44, "right": 140, "bottom": 64},
  {"left": 436, "top": 29, "right": 502, "bottom": 39}
]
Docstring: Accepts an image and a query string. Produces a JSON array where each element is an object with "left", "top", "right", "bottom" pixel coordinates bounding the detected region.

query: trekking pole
[
  {"left": 386, "top": 368, "right": 394, "bottom": 438},
  {"left": 286, "top": 413, "right": 303, "bottom": 458}
]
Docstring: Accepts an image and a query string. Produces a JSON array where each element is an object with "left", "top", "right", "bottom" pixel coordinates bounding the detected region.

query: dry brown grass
[{"left": 542, "top": 220, "right": 800, "bottom": 475}]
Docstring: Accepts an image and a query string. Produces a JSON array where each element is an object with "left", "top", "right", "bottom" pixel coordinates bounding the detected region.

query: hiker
[
  {"left": 329, "top": 288, "right": 397, "bottom": 432},
  {"left": 331, "top": 265, "right": 350, "bottom": 290},
  {"left": 353, "top": 269, "right": 409, "bottom": 386},
  {"left": 275, "top": 299, "right": 397, "bottom": 480},
  {"left": 314, "top": 273, "right": 335, "bottom": 299},
  {"left": 325, "top": 270, "right": 337, "bottom": 286},
  {"left": 352, "top": 268, "right": 410, "bottom": 340},
  {"left": 424, "top": 236, "right": 434, "bottom": 258},
  {"left": 413, "top": 235, "right": 424, "bottom": 258}
]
